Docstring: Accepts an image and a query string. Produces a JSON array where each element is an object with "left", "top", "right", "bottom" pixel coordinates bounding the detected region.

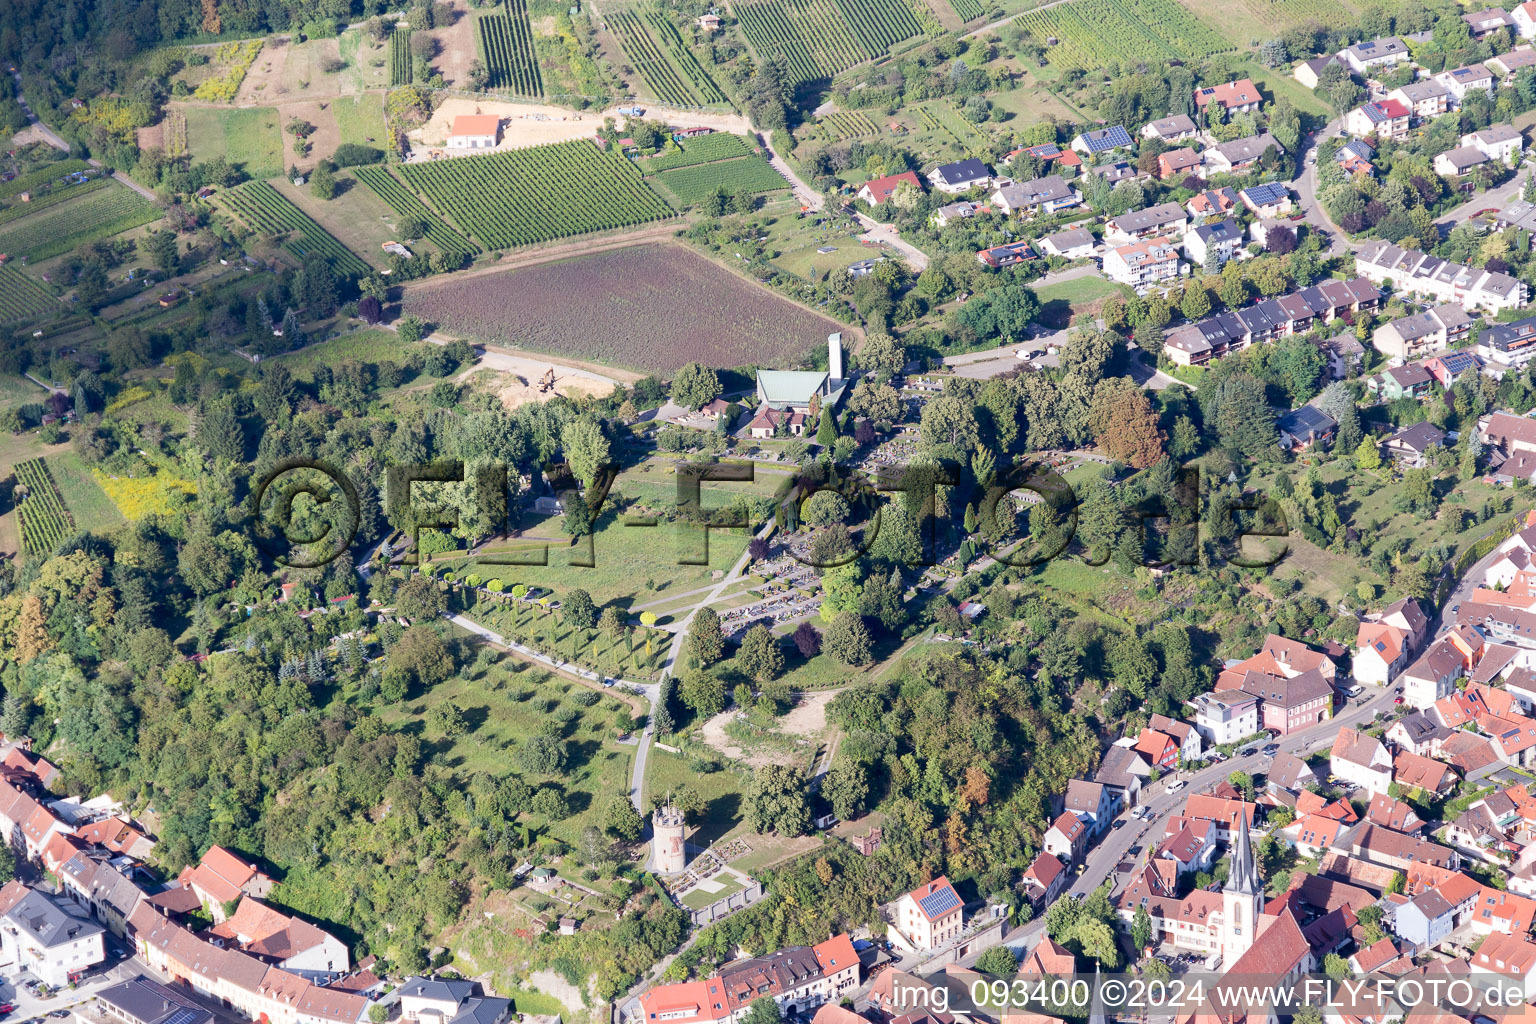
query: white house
[
  {"left": 0, "top": 882, "right": 105, "bottom": 988},
  {"left": 1189, "top": 690, "right": 1259, "bottom": 746},
  {"left": 447, "top": 114, "right": 500, "bottom": 149},
  {"left": 927, "top": 158, "right": 991, "bottom": 194},
  {"left": 1514, "top": 0, "right": 1536, "bottom": 38},
  {"left": 1330, "top": 728, "right": 1395, "bottom": 794},
  {"left": 890, "top": 877, "right": 964, "bottom": 951},
  {"left": 1104, "top": 237, "right": 1181, "bottom": 291},
  {"left": 1037, "top": 227, "right": 1095, "bottom": 260},
  {"left": 1436, "top": 64, "right": 1498, "bottom": 103},
  {"left": 208, "top": 897, "right": 350, "bottom": 982},
  {"left": 1339, "top": 37, "right": 1411, "bottom": 75},
  {"left": 1465, "top": 124, "right": 1526, "bottom": 164},
  {"left": 1183, "top": 219, "right": 1243, "bottom": 269}
]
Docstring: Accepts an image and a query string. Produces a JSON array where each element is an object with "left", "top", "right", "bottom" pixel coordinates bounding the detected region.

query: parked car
[
  {"left": 1241, "top": 747, "right": 1257, "bottom": 757},
  {"left": 1113, "top": 819, "right": 1127, "bottom": 829},
  {"left": 1128, "top": 845, "right": 1142, "bottom": 856}
]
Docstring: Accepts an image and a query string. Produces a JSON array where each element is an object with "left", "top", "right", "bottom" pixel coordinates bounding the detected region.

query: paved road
[
  {"left": 854, "top": 214, "right": 931, "bottom": 271},
  {"left": 1294, "top": 122, "right": 1349, "bottom": 255},
  {"left": 1433, "top": 162, "right": 1532, "bottom": 230}
]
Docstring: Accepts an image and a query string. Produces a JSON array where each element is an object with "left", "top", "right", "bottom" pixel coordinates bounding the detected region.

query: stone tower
[
  {"left": 1221, "top": 810, "right": 1262, "bottom": 962},
  {"left": 649, "top": 804, "right": 687, "bottom": 875}
]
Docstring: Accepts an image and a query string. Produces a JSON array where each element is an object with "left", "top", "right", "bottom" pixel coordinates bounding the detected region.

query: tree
[
  {"left": 736, "top": 625, "right": 784, "bottom": 683},
  {"left": 975, "top": 945, "right": 1019, "bottom": 976},
  {"left": 672, "top": 362, "right": 722, "bottom": 410},
  {"left": 1181, "top": 285, "right": 1211, "bottom": 321},
  {"left": 687, "top": 608, "right": 725, "bottom": 666},
  {"left": 397, "top": 315, "right": 426, "bottom": 343},
  {"left": 860, "top": 331, "right": 906, "bottom": 374},
  {"left": 390, "top": 625, "right": 451, "bottom": 688},
  {"left": 605, "top": 796, "right": 644, "bottom": 841},
  {"left": 1355, "top": 435, "right": 1381, "bottom": 470},
  {"left": 1323, "top": 952, "right": 1351, "bottom": 981},
  {"left": 561, "top": 417, "right": 611, "bottom": 491},
  {"left": 816, "top": 408, "right": 837, "bottom": 447},
  {"left": 1094, "top": 389, "right": 1166, "bottom": 469},
  {"left": 140, "top": 230, "right": 179, "bottom": 276},
  {"left": 823, "top": 612, "right": 872, "bottom": 666},
  {"left": 427, "top": 700, "right": 467, "bottom": 737},
  {"left": 310, "top": 161, "right": 337, "bottom": 200},
  {"left": 518, "top": 734, "right": 568, "bottom": 775},
  {"left": 653, "top": 676, "right": 677, "bottom": 735},
  {"left": 1132, "top": 905, "right": 1153, "bottom": 952},
  {"left": 821, "top": 755, "right": 869, "bottom": 819},
  {"left": 680, "top": 671, "right": 726, "bottom": 717},
  {"left": 564, "top": 588, "right": 597, "bottom": 631},
  {"left": 394, "top": 575, "right": 444, "bottom": 619},
  {"left": 745, "top": 764, "right": 811, "bottom": 835},
  {"left": 742, "top": 999, "right": 781, "bottom": 1024},
  {"left": 802, "top": 491, "right": 850, "bottom": 528},
  {"left": 792, "top": 621, "right": 821, "bottom": 658},
  {"left": 531, "top": 786, "right": 570, "bottom": 820}
]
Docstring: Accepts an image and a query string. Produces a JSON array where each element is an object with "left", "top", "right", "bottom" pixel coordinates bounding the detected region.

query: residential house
[
  {"left": 1276, "top": 406, "right": 1338, "bottom": 451},
  {"left": 1203, "top": 133, "right": 1283, "bottom": 174},
  {"left": 1366, "top": 792, "right": 1425, "bottom": 832},
  {"left": 1316, "top": 331, "right": 1366, "bottom": 379},
  {"left": 1134, "top": 729, "right": 1181, "bottom": 771},
  {"left": 1149, "top": 714, "right": 1204, "bottom": 761},
  {"left": 1020, "top": 852, "right": 1068, "bottom": 907},
  {"left": 1423, "top": 350, "right": 1483, "bottom": 388},
  {"left": 1103, "top": 237, "right": 1181, "bottom": 291},
  {"left": 1355, "top": 599, "right": 1424, "bottom": 686},
  {"left": 1158, "top": 148, "right": 1203, "bottom": 180},
  {"left": 1473, "top": 932, "right": 1536, "bottom": 998},
  {"left": 1331, "top": 728, "right": 1394, "bottom": 794},
  {"left": 178, "top": 846, "right": 274, "bottom": 923},
  {"left": 747, "top": 407, "right": 807, "bottom": 439},
  {"left": 208, "top": 896, "right": 350, "bottom": 982},
  {"left": 891, "top": 877, "right": 964, "bottom": 951},
  {"left": 1284, "top": 812, "right": 1353, "bottom": 856},
  {"left": 1435, "top": 145, "right": 1489, "bottom": 177},
  {"left": 1189, "top": 690, "right": 1259, "bottom": 745},
  {"left": 1339, "top": 37, "right": 1411, "bottom": 75},
  {"left": 1093, "top": 160, "right": 1140, "bottom": 184},
  {"left": 1356, "top": 240, "right": 1528, "bottom": 312},
  {"left": 1267, "top": 752, "right": 1316, "bottom": 794},
  {"left": 1037, "top": 227, "right": 1095, "bottom": 260},
  {"left": 1235, "top": 669, "right": 1334, "bottom": 734},
  {"left": 1239, "top": 182, "right": 1294, "bottom": 218},
  {"left": 1004, "top": 142, "right": 1082, "bottom": 171},
  {"left": 1104, "top": 202, "right": 1188, "bottom": 243},
  {"left": 1389, "top": 80, "right": 1453, "bottom": 118},
  {"left": 1367, "top": 362, "right": 1435, "bottom": 401},
  {"left": 1404, "top": 635, "right": 1480, "bottom": 709},
  {"left": 1513, "top": 0, "right": 1536, "bottom": 37},
  {"left": 1466, "top": 7, "right": 1516, "bottom": 36},
  {"left": 1436, "top": 64, "right": 1498, "bottom": 103},
  {"left": 1395, "top": 889, "right": 1458, "bottom": 949},
  {"left": 989, "top": 175, "right": 1080, "bottom": 217},
  {"left": 1337, "top": 138, "right": 1378, "bottom": 177},
  {"left": 1070, "top": 125, "right": 1134, "bottom": 157},
  {"left": 1295, "top": 56, "right": 1339, "bottom": 89},
  {"left": 926, "top": 159, "right": 991, "bottom": 195},
  {"left": 1480, "top": 316, "right": 1536, "bottom": 376},
  {"left": 0, "top": 882, "right": 104, "bottom": 987},
  {"left": 1481, "top": 712, "right": 1536, "bottom": 767},
  {"left": 1382, "top": 421, "right": 1448, "bottom": 468},
  {"left": 1372, "top": 303, "right": 1474, "bottom": 359},
  {"left": 975, "top": 240, "right": 1037, "bottom": 269},
  {"left": 1194, "top": 79, "right": 1263, "bottom": 115},
  {"left": 1042, "top": 812, "right": 1088, "bottom": 861},
  {"left": 1345, "top": 823, "right": 1459, "bottom": 872},
  {"left": 631, "top": 937, "right": 860, "bottom": 1024},
  {"left": 1186, "top": 186, "right": 1239, "bottom": 219},
  {"left": 857, "top": 171, "right": 923, "bottom": 206},
  {"left": 1063, "top": 779, "right": 1118, "bottom": 836},
  {"left": 1490, "top": 45, "right": 1536, "bottom": 75},
  {"left": 1482, "top": 410, "right": 1536, "bottom": 457},
  {"left": 1182, "top": 793, "right": 1256, "bottom": 843},
  {"left": 1346, "top": 99, "right": 1413, "bottom": 139},
  {"left": 1394, "top": 750, "right": 1457, "bottom": 796},
  {"left": 1142, "top": 114, "right": 1199, "bottom": 142},
  {"left": 1183, "top": 219, "right": 1244, "bottom": 269},
  {"left": 932, "top": 201, "right": 981, "bottom": 227},
  {"left": 1465, "top": 124, "right": 1525, "bottom": 164},
  {"left": 91, "top": 977, "right": 216, "bottom": 1024}
]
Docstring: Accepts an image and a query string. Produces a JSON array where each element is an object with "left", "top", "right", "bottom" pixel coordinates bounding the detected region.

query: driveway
[
  {"left": 853, "top": 214, "right": 930, "bottom": 271},
  {"left": 1432, "top": 162, "right": 1532, "bottom": 231},
  {"left": 1293, "top": 122, "right": 1349, "bottom": 255}
]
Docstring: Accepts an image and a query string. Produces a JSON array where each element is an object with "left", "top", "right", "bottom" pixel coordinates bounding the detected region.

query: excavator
[{"left": 536, "top": 367, "right": 556, "bottom": 393}]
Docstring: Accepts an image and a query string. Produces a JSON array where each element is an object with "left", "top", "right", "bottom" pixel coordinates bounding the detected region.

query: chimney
[{"left": 827, "top": 332, "right": 843, "bottom": 381}]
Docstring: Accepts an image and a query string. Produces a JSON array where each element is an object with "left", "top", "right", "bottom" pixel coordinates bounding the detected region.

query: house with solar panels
[
  {"left": 1239, "top": 182, "right": 1294, "bottom": 219},
  {"left": 889, "top": 876, "right": 964, "bottom": 952},
  {"left": 1069, "top": 125, "right": 1134, "bottom": 157}
]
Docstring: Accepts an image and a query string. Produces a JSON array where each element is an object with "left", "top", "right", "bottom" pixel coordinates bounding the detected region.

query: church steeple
[{"left": 1226, "top": 811, "right": 1261, "bottom": 897}]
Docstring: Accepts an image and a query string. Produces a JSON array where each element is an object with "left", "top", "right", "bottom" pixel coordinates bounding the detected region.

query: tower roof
[{"left": 1226, "top": 810, "right": 1261, "bottom": 896}]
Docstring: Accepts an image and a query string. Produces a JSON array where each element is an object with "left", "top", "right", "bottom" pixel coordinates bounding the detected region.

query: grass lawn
[
  {"left": 331, "top": 92, "right": 388, "bottom": 148},
  {"left": 773, "top": 236, "right": 886, "bottom": 280},
  {"left": 0, "top": 375, "right": 48, "bottom": 414},
  {"left": 47, "top": 453, "right": 127, "bottom": 534},
  {"left": 267, "top": 174, "right": 392, "bottom": 271},
  {"left": 643, "top": 748, "right": 750, "bottom": 844},
  {"left": 181, "top": 105, "right": 284, "bottom": 179},
  {"left": 375, "top": 654, "right": 635, "bottom": 844},
  {"left": 987, "top": 83, "right": 1086, "bottom": 126},
  {"left": 272, "top": 329, "right": 414, "bottom": 380},
  {"left": 468, "top": 597, "right": 670, "bottom": 680}
]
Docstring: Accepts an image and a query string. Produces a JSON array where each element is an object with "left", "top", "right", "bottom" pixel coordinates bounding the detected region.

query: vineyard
[
  {"left": 163, "top": 109, "right": 188, "bottom": 157},
  {"left": 655, "top": 156, "right": 789, "bottom": 204},
  {"left": 1237, "top": 0, "right": 1352, "bottom": 29},
  {"left": 1016, "top": 0, "right": 1233, "bottom": 69},
  {"left": 732, "top": 0, "right": 928, "bottom": 81},
  {"left": 0, "top": 266, "right": 58, "bottom": 325},
  {"left": 610, "top": 8, "right": 727, "bottom": 106},
  {"left": 925, "top": 100, "right": 990, "bottom": 154},
  {"left": 398, "top": 140, "right": 673, "bottom": 248},
  {"left": 476, "top": 0, "right": 544, "bottom": 96},
  {"left": 218, "top": 181, "right": 371, "bottom": 276},
  {"left": 0, "top": 181, "right": 160, "bottom": 262},
  {"left": 946, "top": 0, "right": 986, "bottom": 21},
  {"left": 354, "top": 165, "right": 480, "bottom": 260},
  {"left": 0, "top": 177, "right": 108, "bottom": 229},
  {"left": 15, "top": 459, "right": 73, "bottom": 559},
  {"left": 0, "top": 159, "right": 91, "bottom": 202},
  {"left": 391, "top": 27, "right": 413, "bottom": 85},
  {"left": 638, "top": 132, "right": 754, "bottom": 171},
  {"left": 821, "top": 110, "right": 878, "bottom": 140}
]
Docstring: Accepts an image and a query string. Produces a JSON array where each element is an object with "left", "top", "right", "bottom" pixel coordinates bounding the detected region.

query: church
[{"left": 1116, "top": 812, "right": 1316, "bottom": 991}]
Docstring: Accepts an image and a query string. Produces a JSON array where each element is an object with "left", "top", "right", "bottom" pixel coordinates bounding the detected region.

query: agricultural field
[
  {"left": 397, "top": 140, "right": 672, "bottom": 249},
  {"left": 0, "top": 266, "right": 59, "bottom": 325},
  {"left": 332, "top": 92, "right": 388, "bottom": 146},
  {"left": 353, "top": 166, "right": 480, "bottom": 260},
  {"left": 162, "top": 109, "right": 188, "bottom": 156},
  {"left": 914, "top": 100, "right": 991, "bottom": 155},
  {"left": 192, "top": 39, "right": 264, "bottom": 102},
  {"left": 14, "top": 457, "right": 73, "bottom": 559},
  {"left": 47, "top": 454, "right": 126, "bottom": 534},
  {"left": 820, "top": 110, "right": 878, "bottom": 140},
  {"left": 391, "top": 26, "right": 413, "bottom": 84},
  {"left": 637, "top": 132, "right": 755, "bottom": 172},
  {"left": 609, "top": 8, "right": 727, "bottom": 106},
  {"left": 179, "top": 105, "right": 284, "bottom": 179},
  {"left": 217, "top": 181, "right": 372, "bottom": 277},
  {"left": 946, "top": 0, "right": 986, "bottom": 20},
  {"left": 0, "top": 181, "right": 161, "bottom": 263},
  {"left": 0, "top": 159, "right": 91, "bottom": 203},
  {"left": 732, "top": 0, "right": 929, "bottom": 81},
  {"left": 654, "top": 156, "right": 789, "bottom": 204},
  {"left": 476, "top": 0, "right": 544, "bottom": 96},
  {"left": 399, "top": 241, "right": 847, "bottom": 373},
  {"left": 1016, "top": 0, "right": 1233, "bottom": 70}
]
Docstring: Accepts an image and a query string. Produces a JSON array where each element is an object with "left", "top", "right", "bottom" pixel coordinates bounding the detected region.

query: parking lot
[{"left": 0, "top": 941, "right": 139, "bottom": 1023}]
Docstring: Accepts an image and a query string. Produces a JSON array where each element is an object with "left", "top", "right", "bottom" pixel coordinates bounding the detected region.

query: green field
[
  {"left": 732, "top": 0, "right": 930, "bottom": 82},
  {"left": 638, "top": 133, "right": 755, "bottom": 173},
  {"left": 180, "top": 105, "right": 284, "bottom": 179},
  {"left": 654, "top": 156, "right": 789, "bottom": 204},
  {"left": 398, "top": 141, "right": 674, "bottom": 248},
  {"left": 48, "top": 453, "right": 127, "bottom": 534},
  {"left": 0, "top": 266, "right": 59, "bottom": 325},
  {"left": 354, "top": 165, "right": 480, "bottom": 260},
  {"left": 0, "top": 181, "right": 160, "bottom": 262},
  {"left": 217, "top": 181, "right": 371, "bottom": 276},
  {"left": 1015, "top": 0, "right": 1233, "bottom": 69},
  {"left": 332, "top": 92, "right": 388, "bottom": 147},
  {"left": 271, "top": 330, "right": 424, "bottom": 382},
  {"left": 610, "top": 8, "right": 728, "bottom": 106}
]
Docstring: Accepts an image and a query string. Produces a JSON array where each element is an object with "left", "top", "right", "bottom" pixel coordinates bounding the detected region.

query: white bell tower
[{"left": 1221, "top": 810, "right": 1262, "bottom": 961}]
